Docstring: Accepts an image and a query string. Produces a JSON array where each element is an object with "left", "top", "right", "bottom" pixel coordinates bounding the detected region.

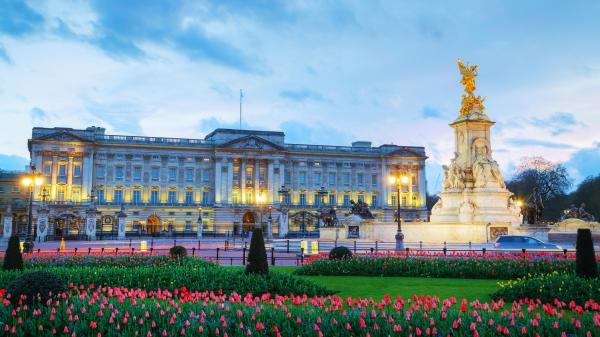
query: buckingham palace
[{"left": 7, "top": 126, "right": 428, "bottom": 240}]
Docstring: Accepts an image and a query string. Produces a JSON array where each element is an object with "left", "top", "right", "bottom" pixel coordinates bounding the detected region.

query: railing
[{"left": 96, "top": 135, "right": 215, "bottom": 147}]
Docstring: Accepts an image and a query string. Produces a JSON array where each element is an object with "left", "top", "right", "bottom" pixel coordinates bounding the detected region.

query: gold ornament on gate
[{"left": 457, "top": 59, "right": 486, "bottom": 117}]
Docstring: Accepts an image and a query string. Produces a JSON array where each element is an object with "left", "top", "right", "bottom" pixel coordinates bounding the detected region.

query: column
[
  {"left": 34, "top": 151, "right": 43, "bottom": 200},
  {"left": 2, "top": 207, "right": 12, "bottom": 239},
  {"left": 214, "top": 158, "right": 222, "bottom": 204},
  {"left": 418, "top": 162, "right": 427, "bottom": 208},
  {"left": 37, "top": 208, "right": 50, "bottom": 241},
  {"left": 380, "top": 161, "right": 389, "bottom": 207},
  {"left": 267, "top": 160, "right": 274, "bottom": 203},
  {"left": 66, "top": 156, "right": 74, "bottom": 200},
  {"left": 227, "top": 159, "right": 234, "bottom": 204},
  {"left": 85, "top": 208, "right": 97, "bottom": 240},
  {"left": 240, "top": 159, "right": 246, "bottom": 204},
  {"left": 51, "top": 155, "right": 58, "bottom": 200},
  {"left": 117, "top": 206, "right": 127, "bottom": 240},
  {"left": 409, "top": 164, "right": 414, "bottom": 208},
  {"left": 254, "top": 160, "right": 260, "bottom": 200},
  {"left": 81, "top": 151, "right": 93, "bottom": 201}
]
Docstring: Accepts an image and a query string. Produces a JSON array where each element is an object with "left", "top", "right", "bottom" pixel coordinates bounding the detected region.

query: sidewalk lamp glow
[
  {"left": 516, "top": 200, "right": 523, "bottom": 208},
  {"left": 257, "top": 193, "right": 266, "bottom": 204}
]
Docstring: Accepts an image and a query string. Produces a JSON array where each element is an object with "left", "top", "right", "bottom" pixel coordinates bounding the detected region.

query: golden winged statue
[{"left": 457, "top": 59, "right": 485, "bottom": 117}]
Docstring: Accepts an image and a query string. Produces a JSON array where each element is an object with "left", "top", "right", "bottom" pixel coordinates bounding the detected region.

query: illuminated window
[
  {"left": 57, "top": 185, "right": 65, "bottom": 202},
  {"left": 299, "top": 193, "right": 306, "bottom": 206},
  {"left": 73, "top": 165, "right": 81, "bottom": 178},
  {"left": 132, "top": 190, "right": 142, "bottom": 204},
  {"left": 168, "top": 190, "right": 177, "bottom": 204},
  {"left": 371, "top": 195, "right": 378, "bottom": 207},
  {"left": 185, "top": 191, "right": 194, "bottom": 205},
  {"left": 150, "top": 190, "right": 159, "bottom": 204},
  {"left": 71, "top": 187, "right": 80, "bottom": 202},
  {"left": 371, "top": 174, "right": 378, "bottom": 187},
  {"left": 43, "top": 164, "right": 51, "bottom": 176},
  {"left": 97, "top": 189, "right": 105, "bottom": 203},
  {"left": 343, "top": 194, "right": 350, "bottom": 206},
  {"left": 328, "top": 194, "right": 336, "bottom": 205},
  {"left": 59, "top": 164, "right": 67, "bottom": 177},
  {"left": 113, "top": 189, "right": 123, "bottom": 203}
]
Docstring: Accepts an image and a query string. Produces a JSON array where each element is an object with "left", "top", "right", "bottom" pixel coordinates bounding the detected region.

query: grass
[{"left": 230, "top": 266, "right": 501, "bottom": 301}]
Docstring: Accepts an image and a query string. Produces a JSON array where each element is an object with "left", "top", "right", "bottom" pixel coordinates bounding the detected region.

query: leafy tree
[
  {"left": 426, "top": 193, "right": 439, "bottom": 211},
  {"left": 571, "top": 174, "right": 600, "bottom": 221},
  {"left": 245, "top": 228, "right": 268, "bottom": 275}
]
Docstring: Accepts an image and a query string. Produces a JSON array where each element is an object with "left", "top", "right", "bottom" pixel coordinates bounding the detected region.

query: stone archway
[
  {"left": 242, "top": 211, "right": 257, "bottom": 232},
  {"left": 146, "top": 215, "right": 161, "bottom": 235}
]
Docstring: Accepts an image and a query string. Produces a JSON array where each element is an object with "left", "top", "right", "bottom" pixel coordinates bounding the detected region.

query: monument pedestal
[{"left": 432, "top": 188, "right": 521, "bottom": 225}]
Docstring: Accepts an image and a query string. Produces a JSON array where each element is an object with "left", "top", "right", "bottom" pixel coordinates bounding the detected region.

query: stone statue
[
  {"left": 349, "top": 199, "right": 374, "bottom": 219},
  {"left": 560, "top": 203, "right": 596, "bottom": 222},
  {"left": 457, "top": 59, "right": 486, "bottom": 117},
  {"left": 458, "top": 200, "right": 476, "bottom": 223},
  {"left": 319, "top": 206, "right": 338, "bottom": 227},
  {"left": 525, "top": 187, "right": 544, "bottom": 224}
]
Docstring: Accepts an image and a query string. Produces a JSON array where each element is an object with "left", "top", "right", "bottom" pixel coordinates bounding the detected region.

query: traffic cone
[{"left": 59, "top": 237, "right": 66, "bottom": 252}]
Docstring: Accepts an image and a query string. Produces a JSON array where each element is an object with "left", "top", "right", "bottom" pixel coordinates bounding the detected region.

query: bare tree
[{"left": 511, "top": 156, "right": 572, "bottom": 199}]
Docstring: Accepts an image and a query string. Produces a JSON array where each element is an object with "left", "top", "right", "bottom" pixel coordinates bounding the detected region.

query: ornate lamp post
[
  {"left": 22, "top": 165, "right": 44, "bottom": 252},
  {"left": 388, "top": 174, "right": 409, "bottom": 251}
]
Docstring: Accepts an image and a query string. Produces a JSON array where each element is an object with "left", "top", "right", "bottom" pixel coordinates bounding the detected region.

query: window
[
  {"left": 357, "top": 174, "right": 364, "bottom": 185},
  {"left": 185, "top": 168, "right": 194, "bottom": 181},
  {"left": 150, "top": 190, "right": 159, "bottom": 204},
  {"left": 97, "top": 166, "right": 105, "bottom": 178},
  {"left": 11, "top": 186, "right": 19, "bottom": 193},
  {"left": 97, "top": 189, "right": 105, "bottom": 203},
  {"left": 59, "top": 164, "right": 67, "bottom": 177},
  {"left": 343, "top": 195, "right": 350, "bottom": 206},
  {"left": 391, "top": 195, "right": 398, "bottom": 206},
  {"left": 168, "top": 190, "right": 177, "bottom": 204},
  {"left": 71, "top": 188, "right": 80, "bottom": 202},
  {"left": 168, "top": 167, "right": 177, "bottom": 180},
  {"left": 57, "top": 186, "right": 65, "bottom": 201},
  {"left": 284, "top": 170, "right": 291, "bottom": 184},
  {"left": 151, "top": 167, "right": 160, "bottom": 180},
  {"left": 115, "top": 166, "right": 124, "bottom": 180},
  {"left": 132, "top": 190, "right": 141, "bottom": 204},
  {"left": 371, "top": 195, "right": 378, "bottom": 207},
  {"left": 299, "top": 172, "right": 306, "bottom": 184},
  {"left": 314, "top": 193, "right": 321, "bottom": 206},
  {"left": 328, "top": 172, "right": 336, "bottom": 185},
  {"left": 343, "top": 173, "right": 350, "bottom": 185},
  {"left": 202, "top": 191, "right": 210, "bottom": 205},
  {"left": 43, "top": 164, "right": 51, "bottom": 176},
  {"left": 328, "top": 194, "right": 336, "bottom": 206},
  {"left": 358, "top": 194, "right": 365, "bottom": 203},
  {"left": 299, "top": 193, "right": 306, "bottom": 206},
  {"left": 371, "top": 174, "right": 378, "bottom": 187},
  {"left": 185, "top": 221, "right": 192, "bottom": 232},
  {"left": 0, "top": 186, "right": 4, "bottom": 193},
  {"left": 185, "top": 191, "right": 194, "bottom": 205},
  {"left": 203, "top": 170, "right": 211, "bottom": 182},
  {"left": 402, "top": 196, "right": 407, "bottom": 206},
  {"left": 133, "top": 167, "right": 142, "bottom": 180},
  {"left": 284, "top": 193, "right": 291, "bottom": 205},
  {"left": 314, "top": 172, "right": 321, "bottom": 184},
  {"left": 73, "top": 165, "right": 81, "bottom": 178},
  {"left": 113, "top": 189, "right": 123, "bottom": 203}
]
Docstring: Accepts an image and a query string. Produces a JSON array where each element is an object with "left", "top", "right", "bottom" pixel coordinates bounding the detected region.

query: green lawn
[{"left": 233, "top": 266, "right": 501, "bottom": 301}]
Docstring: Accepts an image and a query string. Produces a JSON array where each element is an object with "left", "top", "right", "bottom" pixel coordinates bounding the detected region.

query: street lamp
[
  {"left": 22, "top": 165, "right": 44, "bottom": 252},
  {"left": 388, "top": 174, "right": 409, "bottom": 251},
  {"left": 197, "top": 208, "right": 203, "bottom": 239}
]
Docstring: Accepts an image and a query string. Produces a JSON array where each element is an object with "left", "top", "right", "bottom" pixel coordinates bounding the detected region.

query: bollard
[
  {"left": 468, "top": 241, "right": 472, "bottom": 250},
  {"left": 482, "top": 248, "right": 486, "bottom": 254},
  {"left": 192, "top": 247, "right": 196, "bottom": 257},
  {"left": 271, "top": 247, "right": 275, "bottom": 266},
  {"left": 131, "top": 248, "right": 135, "bottom": 255},
  {"left": 115, "top": 247, "right": 119, "bottom": 256},
  {"left": 419, "top": 241, "right": 422, "bottom": 250},
  {"left": 563, "top": 248, "right": 568, "bottom": 257},
  {"left": 37, "top": 248, "right": 41, "bottom": 255},
  {"left": 353, "top": 240, "right": 357, "bottom": 253},
  {"left": 230, "top": 258, "right": 233, "bottom": 266},
  {"left": 242, "top": 247, "right": 246, "bottom": 265},
  {"left": 375, "top": 241, "right": 378, "bottom": 253},
  {"left": 198, "top": 240, "right": 201, "bottom": 250},
  {"left": 216, "top": 247, "right": 220, "bottom": 263},
  {"left": 88, "top": 247, "right": 91, "bottom": 255},
  {"left": 443, "top": 247, "right": 447, "bottom": 256},
  {"left": 522, "top": 248, "right": 526, "bottom": 254},
  {"left": 370, "top": 247, "right": 374, "bottom": 254},
  {"left": 443, "top": 241, "right": 447, "bottom": 249},
  {"left": 74, "top": 248, "right": 78, "bottom": 255},
  {"left": 286, "top": 240, "right": 290, "bottom": 253},
  {"left": 300, "top": 248, "right": 304, "bottom": 265},
  {"left": 174, "top": 239, "right": 177, "bottom": 246},
  {"left": 57, "top": 248, "right": 60, "bottom": 254},
  {"left": 101, "top": 247, "right": 105, "bottom": 254},
  {"left": 150, "top": 247, "right": 154, "bottom": 254},
  {"left": 335, "top": 239, "right": 338, "bottom": 248},
  {"left": 405, "top": 247, "right": 410, "bottom": 255},
  {"left": 151, "top": 239, "right": 154, "bottom": 250},
  {"left": 129, "top": 239, "right": 132, "bottom": 249}
]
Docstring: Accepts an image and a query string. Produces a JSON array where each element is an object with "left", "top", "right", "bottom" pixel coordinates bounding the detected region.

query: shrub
[
  {"left": 576, "top": 228, "right": 598, "bottom": 278},
  {"left": 169, "top": 246, "right": 188, "bottom": 258},
  {"left": 492, "top": 272, "right": 600, "bottom": 305},
  {"left": 24, "top": 254, "right": 214, "bottom": 268},
  {"left": 329, "top": 246, "right": 352, "bottom": 260},
  {"left": 3, "top": 236, "right": 23, "bottom": 271},
  {"left": 246, "top": 227, "right": 268, "bottom": 275},
  {"left": 0, "top": 266, "right": 331, "bottom": 297},
  {"left": 6, "top": 271, "right": 66, "bottom": 305}
]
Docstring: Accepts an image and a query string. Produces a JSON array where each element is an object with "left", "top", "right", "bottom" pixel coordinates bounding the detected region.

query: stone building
[
  {"left": 0, "top": 171, "right": 29, "bottom": 237},
  {"left": 21, "top": 126, "right": 427, "bottom": 240}
]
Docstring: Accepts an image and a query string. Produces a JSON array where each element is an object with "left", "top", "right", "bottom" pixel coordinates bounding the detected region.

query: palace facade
[{"left": 15, "top": 126, "right": 427, "bottom": 239}]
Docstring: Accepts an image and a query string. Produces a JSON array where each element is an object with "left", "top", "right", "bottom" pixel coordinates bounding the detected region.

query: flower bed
[
  {"left": 1, "top": 285, "right": 598, "bottom": 336},
  {"left": 493, "top": 272, "right": 600, "bottom": 305},
  {"left": 0, "top": 266, "right": 332, "bottom": 297},
  {"left": 297, "top": 252, "right": 576, "bottom": 279},
  {"left": 23, "top": 254, "right": 214, "bottom": 268}
]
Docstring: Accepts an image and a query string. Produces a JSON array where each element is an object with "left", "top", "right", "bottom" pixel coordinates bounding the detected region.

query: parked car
[{"left": 493, "top": 235, "right": 562, "bottom": 251}]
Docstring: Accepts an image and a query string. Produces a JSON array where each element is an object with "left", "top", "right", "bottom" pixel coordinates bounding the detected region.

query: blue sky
[{"left": 1, "top": 0, "right": 600, "bottom": 194}]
